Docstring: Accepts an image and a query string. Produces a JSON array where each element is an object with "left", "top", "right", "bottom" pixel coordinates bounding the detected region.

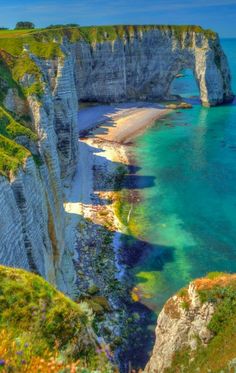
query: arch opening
[{"left": 169, "top": 68, "right": 200, "bottom": 104}]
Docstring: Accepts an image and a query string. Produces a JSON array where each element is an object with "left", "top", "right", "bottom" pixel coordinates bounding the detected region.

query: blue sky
[{"left": 0, "top": 0, "right": 236, "bottom": 37}]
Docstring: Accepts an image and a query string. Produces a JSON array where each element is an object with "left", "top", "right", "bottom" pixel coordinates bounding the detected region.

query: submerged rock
[{"left": 166, "top": 102, "right": 193, "bottom": 109}]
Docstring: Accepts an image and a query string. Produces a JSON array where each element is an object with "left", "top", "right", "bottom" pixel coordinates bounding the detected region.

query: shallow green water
[{"left": 129, "top": 39, "right": 236, "bottom": 312}]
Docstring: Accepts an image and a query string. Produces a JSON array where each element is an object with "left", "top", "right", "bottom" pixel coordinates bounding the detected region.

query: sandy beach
[
  {"left": 64, "top": 102, "right": 170, "bottom": 230},
  {"left": 78, "top": 102, "right": 169, "bottom": 144},
  {"left": 64, "top": 102, "right": 170, "bottom": 268},
  {"left": 64, "top": 102, "right": 169, "bottom": 222}
]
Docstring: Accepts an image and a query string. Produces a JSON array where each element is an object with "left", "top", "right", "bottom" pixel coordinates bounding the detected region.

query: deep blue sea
[{"left": 128, "top": 39, "right": 236, "bottom": 312}]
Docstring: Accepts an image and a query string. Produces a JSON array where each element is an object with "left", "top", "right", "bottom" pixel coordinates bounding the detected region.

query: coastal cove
[
  {"left": 65, "top": 38, "right": 236, "bottom": 370},
  {"left": 0, "top": 22, "right": 236, "bottom": 372}
]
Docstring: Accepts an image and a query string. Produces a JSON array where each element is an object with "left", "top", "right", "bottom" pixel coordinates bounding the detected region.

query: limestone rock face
[
  {"left": 144, "top": 281, "right": 216, "bottom": 373},
  {"left": 75, "top": 29, "right": 233, "bottom": 106},
  {"left": 0, "top": 49, "right": 78, "bottom": 296}
]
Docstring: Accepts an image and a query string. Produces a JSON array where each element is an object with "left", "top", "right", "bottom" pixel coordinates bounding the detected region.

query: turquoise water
[{"left": 130, "top": 39, "right": 236, "bottom": 312}]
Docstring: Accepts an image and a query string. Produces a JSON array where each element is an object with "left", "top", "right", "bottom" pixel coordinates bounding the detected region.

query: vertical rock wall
[
  {"left": 0, "top": 46, "right": 79, "bottom": 296},
  {"left": 75, "top": 29, "right": 233, "bottom": 106}
]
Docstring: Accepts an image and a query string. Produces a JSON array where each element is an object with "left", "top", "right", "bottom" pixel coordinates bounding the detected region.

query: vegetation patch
[
  {"left": 0, "top": 25, "right": 216, "bottom": 59},
  {"left": 0, "top": 135, "right": 30, "bottom": 177},
  {"left": 164, "top": 298, "right": 181, "bottom": 319},
  {"left": 0, "top": 105, "right": 36, "bottom": 140},
  {"left": 0, "top": 52, "right": 39, "bottom": 176},
  {"left": 0, "top": 265, "right": 112, "bottom": 372},
  {"left": 0, "top": 106, "right": 37, "bottom": 177}
]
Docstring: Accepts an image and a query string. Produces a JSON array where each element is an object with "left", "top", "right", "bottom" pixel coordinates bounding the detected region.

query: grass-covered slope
[
  {"left": 0, "top": 105, "right": 36, "bottom": 177},
  {"left": 0, "top": 50, "right": 39, "bottom": 177},
  {"left": 0, "top": 265, "right": 112, "bottom": 372},
  {"left": 166, "top": 272, "right": 236, "bottom": 373},
  {"left": 0, "top": 25, "right": 216, "bottom": 57}
]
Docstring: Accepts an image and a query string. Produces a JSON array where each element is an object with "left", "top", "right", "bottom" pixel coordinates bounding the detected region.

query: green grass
[
  {"left": 0, "top": 106, "right": 36, "bottom": 140},
  {"left": 0, "top": 24, "right": 216, "bottom": 58},
  {"left": 11, "top": 52, "right": 44, "bottom": 97},
  {"left": 166, "top": 274, "right": 236, "bottom": 373},
  {"left": 0, "top": 57, "right": 22, "bottom": 102},
  {"left": 0, "top": 53, "right": 39, "bottom": 177},
  {"left": 0, "top": 265, "right": 112, "bottom": 372},
  {"left": 0, "top": 106, "right": 37, "bottom": 177},
  {"left": 206, "top": 271, "right": 227, "bottom": 280},
  {"left": 0, "top": 135, "right": 30, "bottom": 176}
]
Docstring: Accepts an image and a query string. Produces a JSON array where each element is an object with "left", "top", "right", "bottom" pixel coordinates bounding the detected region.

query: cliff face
[
  {"left": 75, "top": 27, "right": 233, "bottom": 106},
  {"left": 0, "top": 25, "right": 233, "bottom": 296},
  {"left": 0, "top": 45, "right": 79, "bottom": 295},
  {"left": 145, "top": 273, "right": 236, "bottom": 373}
]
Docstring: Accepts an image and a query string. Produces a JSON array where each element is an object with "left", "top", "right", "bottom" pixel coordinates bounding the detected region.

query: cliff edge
[
  {"left": 145, "top": 272, "right": 236, "bottom": 373},
  {"left": 0, "top": 265, "right": 112, "bottom": 372}
]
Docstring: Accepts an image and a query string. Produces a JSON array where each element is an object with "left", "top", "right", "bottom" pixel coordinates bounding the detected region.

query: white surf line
[{"left": 127, "top": 204, "right": 133, "bottom": 224}]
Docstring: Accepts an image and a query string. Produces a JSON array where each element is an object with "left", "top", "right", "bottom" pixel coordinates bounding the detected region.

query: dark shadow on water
[
  {"left": 65, "top": 106, "right": 175, "bottom": 372},
  {"left": 65, "top": 206, "right": 175, "bottom": 372},
  {"left": 117, "top": 235, "right": 175, "bottom": 372}
]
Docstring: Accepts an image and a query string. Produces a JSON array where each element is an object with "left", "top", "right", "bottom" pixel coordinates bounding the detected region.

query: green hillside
[{"left": 0, "top": 265, "right": 112, "bottom": 372}]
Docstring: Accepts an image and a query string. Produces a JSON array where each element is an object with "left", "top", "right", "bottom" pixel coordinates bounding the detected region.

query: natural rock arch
[{"left": 75, "top": 28, "right": 234, "bottom": 106}]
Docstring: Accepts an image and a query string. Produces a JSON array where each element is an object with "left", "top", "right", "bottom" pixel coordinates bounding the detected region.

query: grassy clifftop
[
  {"left": 0, "top": 25, "right": 216, "bottom": 57},
  {"left": 0, "top": 265, "right": 112, "bottom": 372}
]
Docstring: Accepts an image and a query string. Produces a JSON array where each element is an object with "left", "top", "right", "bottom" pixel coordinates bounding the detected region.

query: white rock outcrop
[
  {"left": 144, "top": 282, "right": 216, "bottom": 373},
  {"left": 0, "top": 47, "right": 79, "bottom": 296}
]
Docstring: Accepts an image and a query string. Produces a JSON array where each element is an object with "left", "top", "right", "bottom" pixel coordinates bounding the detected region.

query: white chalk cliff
[
  {"left": 144, "top": 281, "right": 215, "bottom": 372},
  {"left": 75, "top": 27, "right": 233, "bottom": 106}
]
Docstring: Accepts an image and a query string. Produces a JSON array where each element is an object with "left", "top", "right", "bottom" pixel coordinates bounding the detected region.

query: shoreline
[
  {"left": 63, "top": 102, "right": 171, "bottom": 371},
  {"left": 78, "top": 102, "right": 170, "bottom": 144}
]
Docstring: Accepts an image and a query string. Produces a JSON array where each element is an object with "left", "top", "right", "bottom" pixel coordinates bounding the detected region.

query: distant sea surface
[{"left": 126, "top": 39, "right": 236, "bottom": 313}]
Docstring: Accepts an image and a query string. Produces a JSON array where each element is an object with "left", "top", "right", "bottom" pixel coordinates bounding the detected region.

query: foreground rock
[{"left": 145, "top": 273, "right": 236, "bottom": 373}]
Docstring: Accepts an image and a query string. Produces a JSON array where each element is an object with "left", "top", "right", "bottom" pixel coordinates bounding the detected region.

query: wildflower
[
  {"left": 0, "top": 360, "right": 5, "bottom": 366},
  {"left": 16, "top": 351, "right": 23, "bottom": 355},
  {"left": 24, "top": 343, "right": 29, "bottom": 348},
  {"left": 21, "top": 360, "right": 26, "bottom": 365}
]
